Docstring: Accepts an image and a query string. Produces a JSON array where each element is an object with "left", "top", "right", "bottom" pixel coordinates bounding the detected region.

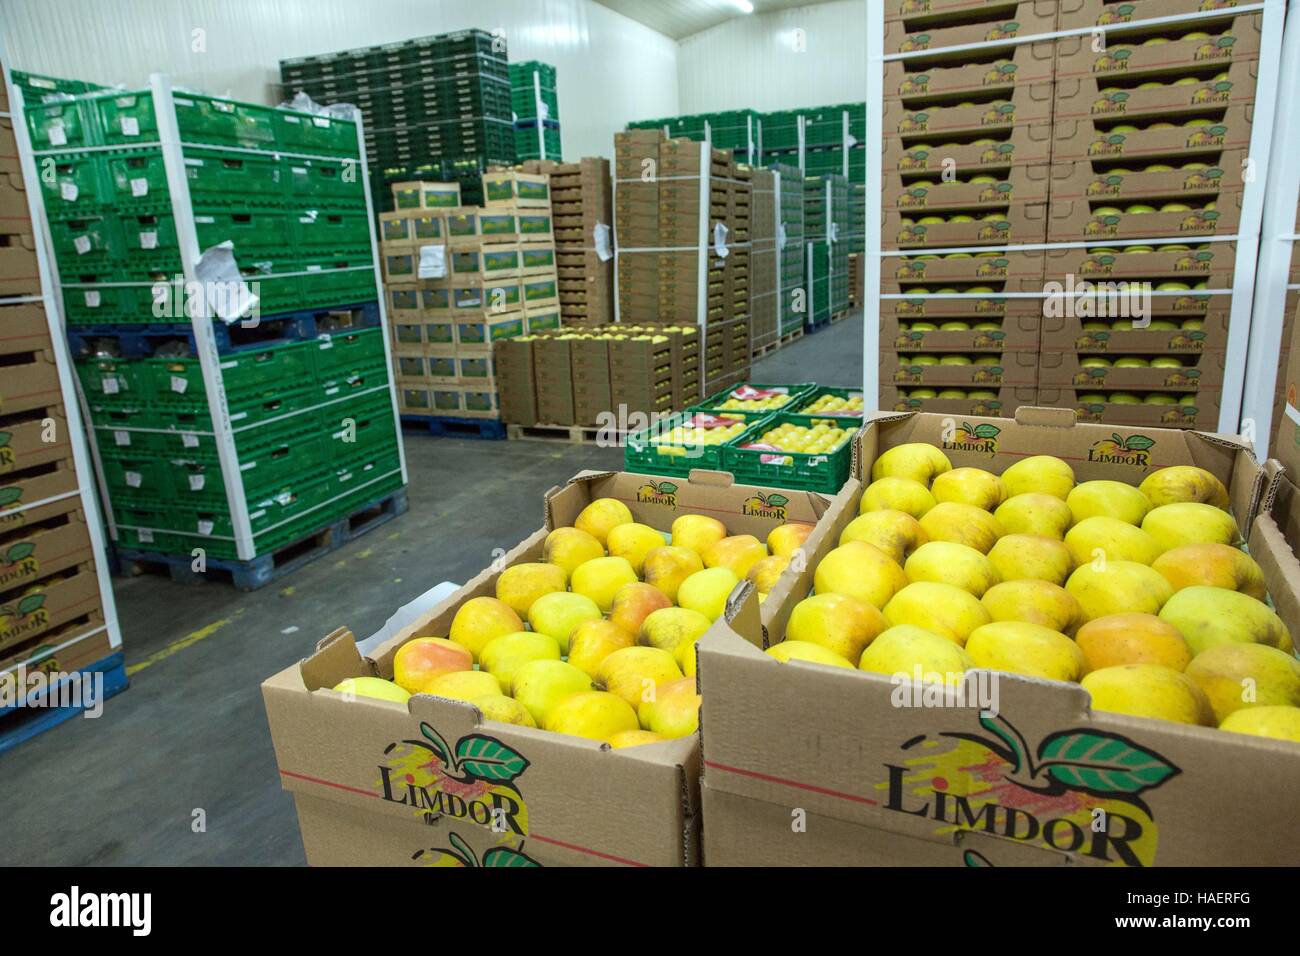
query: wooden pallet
[
  {"left": 830, "top": 309, "right": 854, "bottom": 324},
  {"left": 401, "top": 415, "right": 506, "bottom": 440},
  {"left": 112, "top": 488, "right": 408, "bottom": 592},
  {"left": 750, "top": 338, "right": 785, "bottom": 359},
  {"left": 0, "top": 651, "right": 129, "bottom": 755},
  {"left": 507, "top": 422, "right": 630, "bottom": 445}
]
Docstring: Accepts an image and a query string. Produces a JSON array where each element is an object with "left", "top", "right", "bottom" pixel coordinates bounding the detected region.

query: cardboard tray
[
  {"left": 886, "top": 350, "right": 1038, "bottom": 389},
  {"left": 1047, "top": 190, "right": 1241, "bottom": 242},
  {"left": 884, "top": 0, "right": 1059, "bottom": 55},
  {"left": 1050, "top": 105, "right": 1254, "bottom": 165},
  {"left": 886, "top": 82, "right": 1054, "bottom": 141},
  {"left": 884, "top": 123, "right": 1054, "bottom": 176},
  {"left": 1054, "top": 13, "right": 1262, "bottom": 85},
  {"left": 698, "top": 407, "right": 1295, "bottom": 867},
  {"left": 882, "top": 386, "right": 1039, "bottom": 419},
  {"left": 885, "top": 204, "right": 1047, "bottom": 250},
  {"left": 1038, "top": 348, "right": 1226, "bottom": 390},
  {"left": 262, "top": 469, "right": 839, "bottom": 867},
  {"left": 1039, "top": 308, "right": 1229, "bottom": 356},
  {"left": 1053, "top": 60, "right": 1260, "bottom": 125},
  {"left": 885, "top": 41, "right": 1055, "bottom": 101},
  {"left": 884, "top": 307, "right": 1042, "bottom": 353},
  {"left": 888, "top": 165, "right": 1050, "bottom": 213},
  {"left": 1037, "top": 387, "right": 1220, "bottom": 429}
]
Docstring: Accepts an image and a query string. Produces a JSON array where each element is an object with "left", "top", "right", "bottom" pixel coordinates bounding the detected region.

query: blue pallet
[
  {"left": 401, "top": 414, "right": 506, "bottom": 440},
  {"left": 0, "top": 652, "right": 129, "bottom": 756},
  {"left": 111, "top": 486, "right": 408, "bottom": 591},
  {"left": 67, "top": 300, "right": 381, "bottom": 359},
  {"left": 513, "top": 118, "right": 560, "bottom": 131}
]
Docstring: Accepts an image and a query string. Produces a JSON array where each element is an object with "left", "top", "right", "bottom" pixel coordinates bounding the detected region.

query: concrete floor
[{"left": 0, "top": 312, "right": 863, "bottom": 866}]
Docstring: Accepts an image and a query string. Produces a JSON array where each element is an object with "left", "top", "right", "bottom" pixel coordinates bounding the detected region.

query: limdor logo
[{"left": 1088, "top": 433, "right": 1155, "bottom": 467}]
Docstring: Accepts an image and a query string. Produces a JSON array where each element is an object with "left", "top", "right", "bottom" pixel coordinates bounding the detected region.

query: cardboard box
[
  {"left": 1047, "top": 190, "right": 1241, "bottom": 242},
  {"left": 1037, "top": 386, "right": 1220, "bottom": 429},
  {"left": 1054, "top": 13, "right": 1262, "bottom": 86},
  {"left": 1042, "top": 243, "right": 1236, "bottom": 283},
  {"left": 1040, "top": 306, "right": 1229, "bottom": 357},
  {"left": 448, "top": 245, "right": 521, "bottom": 285},
  {"left": 1, "top": 407, "right": 71, "bottom": 474},
  {"left": 0, "top": 504, "right": 95, "bottom": 593},
  {"left": 884, "top": 204, "right": 1047, "bottom": 250},
  {"left": 387, "top": 287, "right": 421, "bottom": 321},
  {"left": 1057, "top": 0, "right": 1250, "bottom": 30},
  {"left": 391, "top": 180, "right": 460, "bottom": 211},
  {"left": 1038, "top": 348, "right": 1225, "bottom": 390},
  {"left": 494, "top": 338, "right": 538, "bottom": 425},
  {"left": 886, "top": 165, "right": 1050, "bottom": 215},
  {"left": 883, "top": 385, "right": 1038, "bottom": 418},
  {"left": 482, "top": 170, "right": 550, "bottom": 208},
  {"left": 885, "top": 124, "right": 1053, "bottom": 175},
  {"left": 698, "top": 407, "right": 1294, "bottom": 867},
  {"left": 0, "top": 619, "right": 112, "bottom": 682},
  {"left": 884, "top": 305, "right": 1042, "bottom": 354},
  {"left": 886, "top": 82, "right": 1054, "bottom": 142},
  {"left": 1047, "top": 152, "right": 1247, "bottom": 207},
  {"left": 886, "top": 350, "right": 1038, "bottom": 390},
  {"left": 1050, "top": 105, "right": 1254, "bottom": 165},
  {"left": 0, "top": 347, "right": 61, "bottom": 416},
  {"left": 0, "top": 227, "right": 39, "bottom": 298},
  {"left": 1053, "top": 61, "right": 1259, "bottom": 127},
  {"left": 0, "top": 561, "right": 101, "bottom": 657},
  {"left": 262, "top": 471, "right": 838, "bottom": 866},
  {"left": 0, "top": 302, "right": 51, "bottom": 357},
  {"left": 885, "top": 41, "right": 1055, "bottom": 101},
  {"left": 883, "top": 250, "right": 1045, "bottom": 292},
  {"left": 883, "top": 0, "right": 1057, "bottom": 54}
]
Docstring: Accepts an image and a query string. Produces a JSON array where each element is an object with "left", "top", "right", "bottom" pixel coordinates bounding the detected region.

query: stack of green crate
[
  {"left": 849, "top": 182, "right": 866, "bottom": 255},
  {"left": 627, "top": 109, "right": 758, "bottom": 163},
  {"left": 804, "top": 176, "right": 830, "bottom": 326},
  {"left": 510, "top": 61, "right": 561, "bottom": 162},
  {"left": 10, "top": 69, "right": 104, "bottom": 102},
  {"left": 280, "top": 29, "right": 514, "bottom": 213},
  {"left": 828, "top": 174, "right": 850, "bottom": 315},
  {"left": 773, "top": 165, "right": 805, "bottom": 337},
  {"left": 28, "top": 84, "right": 403, "bottom": 563}
]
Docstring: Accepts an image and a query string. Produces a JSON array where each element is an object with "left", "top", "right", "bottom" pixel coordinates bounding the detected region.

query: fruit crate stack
[
  {"left": 748, "top": 167, "right": 778, "bottom": 357},
  {"left": 849, "top": 181, "right": 866, "bottom": 254},
  {"left": 773, "top": 164, "right": 806, "bottom": 338},
  {"left": 1, "top": 58, "right": 126, "bottom": 743},
  {"left": 848, "top": 252, "right": 863, "bottom": 310},
  {"left": 27, "top": 77, "right": 407, "bottom": 572},
  {"left": 828, "top": 174, "right": 850, "bottom": 316},
  {"left": 804, "top": 174, "right": 850, "bottom": 327},
  {"left": 279, "top": 29, "right": 515, "bottom": 214},
  {"left": 627, "top": 109, "right": 759, "bottom": 165},
  {"left": 877, "top": 0, "right": 1261, "bottom": 428},
  {"left": 385, "top": 169, "right": 560, "bottom": 423},
  {"left": 612, "top": 130, "right": 752, "bottom": 400},
  {"left": 522, "top": 157, "right": 612, "bottom": 328},
  {"left": 510, "top": 61, "right": 561, "bottom": 162},
  {"left": 495, "top": 324, "right": 699, "bottom": 428}
]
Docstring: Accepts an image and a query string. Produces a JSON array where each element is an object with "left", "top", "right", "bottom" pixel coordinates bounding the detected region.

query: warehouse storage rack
[
  {"left": 0, "top": 44, "right": 124, "bottom": 735},
  {"left": 862, "top": 0, "right": 1286, "bottom": 434},
  {"left": 21, "top": 74, "right": 408, "bottom": 567}
]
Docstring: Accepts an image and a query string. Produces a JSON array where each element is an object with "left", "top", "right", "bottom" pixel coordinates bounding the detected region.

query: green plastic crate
[
  {"left": 185, "top": 147, "right": 286, "bottom": 204},
  {"left": 723, "top": 412, "right": 858, "bottom": 493},
  {"left": 694, "top": 382, "right": 816, "bottom": 416},
  {"left": 25, "top": 98, "right": 95, "bottom": 150},
  {"left": 274, "top": 110, "right": 359, "bottom": 157},
  {"left": 289, "top": 209, "right": 371, "bottom": 254},
  {"left": 287, "top": 156, "right": 365, "bottom": 207},
  {"left": 311, "top": 327, "right": 386, "bottom": 379},
  {"left": 173, "top": 93, "right": 278, "bottom": 149},
  {"left": 89, "top": 91, "right": 158, "bottom": 145},
  {"left": 623, "top": 410, "right": 772, "bottom": 477},
  {"left": 102, "top": 149, "right": 171, "bottom": 212},
  {"left": 791, "top": 386, "right": 866, "bottom": 418},
  {"left": 296, "top": 257, "right": 377, "bottom": 306},
  {"left": 61, "top": 275, "right": 180, "bottom": 326},
  {"left": 48, "top": 215, "right": 120, "bottom": 271},
  {"left": 39, "top": 153, "right": 113, "bottom": 218}
]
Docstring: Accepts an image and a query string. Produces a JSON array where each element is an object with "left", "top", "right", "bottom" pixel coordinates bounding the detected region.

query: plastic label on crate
[
  {"left": 689, "top": 413, "right": 743, "bottom": 429},
  {"left": 170, "top": 375, "right": 188, "bottom": 394},
  {"left": 101, "top": 376, "right": 119, "bottom": 394},
  {"left": 418, "top": 244, "right": 447, "bottom": 279},
  {"left": 60, "top": 182, "right": 79, "bottom": 201},
  {"left": 139, "top": 231, "right": 158, "bottom": 250},
  {"left": 138, "top": 529, "right": 154, "bottom": 543},
  {"left": 713, "top": 222, "right": 729, "bottom": 258},
  {"left": 114, "top": 430, "right": 130, "bottom": 446},
  {"left": 829, "top": 222, "right": 839, "bottom": 243},
  {"left": 182, "top": 432, "right": 199, "bottom": 448},
  {"left": 197, "top": 519, "right": 214, "bottom": 536},
  {"left": 189, "top": 475, "right": 205, "bottom": 491},
  {"left": 48, "top": 122, "right": 66, "bottom": 146},
  {"left": 313, "top": 116, "right": 330, "bottom": 128},
  {"left": 84, "top": 290, "right": 101, "bottom": 307},
  {"left": 778, "top": 222, "right": 787, "bottom": 250},
  {"left": 73, "top": 235, "right": 92, "bottom": 255},
  {"left": 195, "top": 215, "right": 215, "bottom": 224},
  {"left": 121, "top": 116, "right": 140, "bottom": 137},
  {"left": 731, "top": 385, "right": 787, "bottom": 401},
  {"left": 131, "top": 177, "right": 149, "bottom": 197},
  {"left": 594, "top": 223, "right": 612, "bottom": 261},
  {"left": 125, "top": 471, "right": 142, "bottom": 488}
]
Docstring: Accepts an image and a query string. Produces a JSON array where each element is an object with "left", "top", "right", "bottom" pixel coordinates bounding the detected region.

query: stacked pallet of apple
[
  {"left": 521, "top": 157, "right": 613, "bottom": 328},
  {"left": 613, "top": 130, "right": 752, "bottom": 400},
  {"left": 0, "top": 68, "right": 121, "bottom": 693},
  {"left": 384, "top": 171, "right": 560, "bottom": 420},
  {"left": 28, "top": 85, "right": 402, "bottom": 563},
  {"left": 882, "top": 0, "right": 1259, "bottom": 427}
]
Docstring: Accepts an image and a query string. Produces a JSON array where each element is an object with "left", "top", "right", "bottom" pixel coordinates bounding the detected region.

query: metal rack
[
  {"left": 23, "top": 73, "right": 407, "bottom": 563},
  {"left": 1, "top": 58, "right": 123, "bottom": 663},
  {"left": 861, "top": 0, "right": 1286, "bottom": 435}
]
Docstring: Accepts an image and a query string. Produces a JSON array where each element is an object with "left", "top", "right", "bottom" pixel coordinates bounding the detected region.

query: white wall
[
  {"left": 673, "top": 0, "right": 864, "bottom": 116},
  {"left": 0, "top": 0, "right": 679, "bottom": 160}
]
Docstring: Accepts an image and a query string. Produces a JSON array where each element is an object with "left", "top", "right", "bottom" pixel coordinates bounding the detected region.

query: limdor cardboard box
[
  {"left": 697, "top": 408, "right": 1298, "bottom": 867},
  {"left": 262, "top": 470, "right": 839, "bottom": 866}
]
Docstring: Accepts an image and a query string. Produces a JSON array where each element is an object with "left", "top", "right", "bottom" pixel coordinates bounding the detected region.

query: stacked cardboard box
[
  {"left": 522, "top": 157, "right": 612, "bottom": 328},
  {"left": 847, "top": 252, "right": 863, "bottom": 310},
  {"left": 879, "top": 1, "right": 1261, "bottom": 427},
  {"left": 627, "top": 109, "right": 760, "bottom": 164},
  {"left": 773, "top": 165, "right": 806, "bottom": 337},
  {"left": 748, "top": 168, "right": 778, "bottom": 356},
  {"left": 494, "top": 324, "right": 699, "bottom": 427},
  {"left": 805, "top": 174, "right": 850, "bottom": 326},
  {"left": 613, "top": 130, "right": 752, "bottom": 398},
  {"left": 385, "top": 171, "right": 561, "bottom": 419}
]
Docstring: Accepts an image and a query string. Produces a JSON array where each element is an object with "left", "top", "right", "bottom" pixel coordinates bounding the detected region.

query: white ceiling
[{"left": 593, "top": 0, "right": 820, "bottom": 40}]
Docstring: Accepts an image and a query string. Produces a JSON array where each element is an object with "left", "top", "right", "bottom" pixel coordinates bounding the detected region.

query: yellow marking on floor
[
  {"left": 388, "top": 531, "right": 402, "bottom": 540},
  {"left": 126, "top": 614, "right": 240, "bottom": 676},
  {"left": 356, "top": 547, "right": 373, "bottom": 559},
  {"left": 334, "top": 559, "right": 347, "bottom": 569},
  {"left": 280, "top": 586, "right": 295, "bottom": 597}
]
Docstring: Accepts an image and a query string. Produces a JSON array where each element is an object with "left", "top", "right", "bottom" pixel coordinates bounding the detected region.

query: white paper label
[
  {"left": 188, "top": 474, "right": 206, "bottom": 491},
  {"left": 312, "top": 116, "right": 330, "bottom": 127},
  {"left": 85, "top": 290, "right": 101, "bottom": 307},
  {"left": 130, "top": 177, "right": 149, "bottom": 197},
  {"left": 197, "top": 519, "right": 214, "bottom": 536},
  {"left": 113, "top": 430, "right": 131, "bottom": 446},
  {"left": 540, "top": 102, "right": 550, "bottom": 120},
  {"left": 845, "top": 133, "right": 858, "bottom": 149},
  {"left": 101, "top": 376, "right": 120, "bottom": 395},
  {"left": 139, "top": 230, "right": 158, "bottom": 250},
  {"left": 170, "top": 375, "right": 188, "bottom": 394},
  {"left": 829, "top": 222, "right": 840, "bottom": 243},
  {"left": 194, "top": 215, "right": 215, "bottom": 224},
  {"left": 778, "top": 222, "right": 788, "bottom": 250},
  {"left": 418, "top": 244, "right": 447, "bottom": 279},
  {"left": 593, "top": 223, "right": 612, "bottom": 261},
  {"left": 121, "top": 116, "right": 140, "bottom": 136},
  {"left": 125, "top": 471, "right": 142, "bottom": 488},
  {"left": 138, "top": 528, "right": 154, "bottom": 543},
  {"left": 713, "top": 221, "right": 730, "bottom": 258},
  {"left": 181, "top": 432, "right": 200, "bottom": 448},
  {"left": 60, "top": 182, "right": 79, "bottom": 202},
  {"left": 74, "top": 235, "right": 92, "bottom": 255},
  {"left": 48, "top": 122, "right": 67, "bottom": 146}
]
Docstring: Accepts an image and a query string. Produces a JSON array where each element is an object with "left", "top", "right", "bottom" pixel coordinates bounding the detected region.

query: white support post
[
  {"left": 774, "top": 172, "right": 783, "bottom": 333},
  {"left": 353, "top": 109, "right": 409, "bottom": 485},
  {"left": 841, "top": 109, "right": 850, "bottom": 179},
  {"left": 746, "top": 113, "right": 755, "bottom": 166},
  {"left": 1239, "top": 0, "right": 1297, "bottom": 454},
  {"left": 150, "top": 73, "right": 256, "bottom": 561},
  {"left": 533, "top": 71, "right": 546, "bottom": 161},
  {"left": 757, "top": 117, "right": 764, "bottom": 167},
  {"left": 5, "top": 82, "right": 123, "bottom": 653},
  {"left": 697, "top": 139, "right": 710, "bottom": 356},
  {"left": 612, "top": 164, "right": 621, "bottom": 325},
  {"left": 863, "top": 0, "right": 884, "bottom": 412},
  {"left": 797, "top": 114, "right": 806, "bottom": 174}
]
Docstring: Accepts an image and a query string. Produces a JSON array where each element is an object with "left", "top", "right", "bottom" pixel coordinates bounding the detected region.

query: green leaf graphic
[
  {"left": 419, "top": 722, "right": 452, "bottom": 767},
  {"left": 765, "top": 493, "right": 790, "bottom": 508},
  {"left": 5, "top": 542, "right": 35, "bottom": 564},
  {"left": 963, "top": 849, "right": 994, "bottom": 867},
  {"left": 483, "top": 847, "right": 542, "bottom": 868},
  {"left": 978, "top": 712, "right": 1026, "bottom": 773},
  {"left": 1038, "top": 730, "right": 1180, "bottom": 796},
  {"left": 16, "top": 593, "right": 45, "bottom": 616},
  {"left": 972, "top": 424, "right": 1000, "bottom": 439},
  {"left": 1123, "top": 435, "right": 1155, "bottom": 451},
  {"left": 447, "top": 832, "right": 478, "bottom": 867},
  {"left": 455, "top": 734, "right": 530, "bottom": 782},
  {"left": 658, "top": 482, "right": 678, "bottom": 494},
  {"left": 0, "top": 431, "right": 10, "bottom": 447},
  {"left": 0, "top": 487, "right": 22, "bottom": 507}
]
